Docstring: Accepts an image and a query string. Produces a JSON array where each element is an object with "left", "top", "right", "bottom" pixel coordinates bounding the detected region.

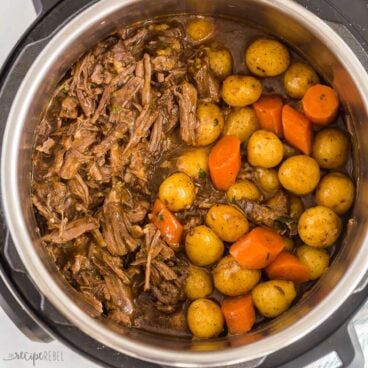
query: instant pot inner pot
[{"left": 9, "top": 0, "right": 368, "bottom": 361}]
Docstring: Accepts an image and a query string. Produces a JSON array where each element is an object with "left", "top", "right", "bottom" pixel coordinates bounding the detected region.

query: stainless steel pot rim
[{"left": 2, "top": 0, "right": 368, "bottom": 366}]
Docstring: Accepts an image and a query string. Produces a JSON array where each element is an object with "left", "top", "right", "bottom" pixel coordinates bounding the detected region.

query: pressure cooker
[{"left": 1, "top": 0, "right": 368, "bottom": 367}]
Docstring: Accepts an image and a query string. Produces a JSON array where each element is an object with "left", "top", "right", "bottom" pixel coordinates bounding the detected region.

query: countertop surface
[{"left": 0, "top": 1, "right": 368, "bottom": 367}]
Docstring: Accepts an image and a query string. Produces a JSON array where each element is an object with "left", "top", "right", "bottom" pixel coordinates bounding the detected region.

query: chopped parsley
[
  {"left": 61, "top": 86, "right": 69, "bottom": 96},
  {"left": 157, "top": 213, "right": 165, "bottom": 221},
  {"left": 213, "top": 118, "right": 219, "bottom": 126},
  {"left": 111, "top": 105, "right": 121, "bottom": 114},
  {"left": 198, "top": 168, "right": 207, "bottom": 179}
]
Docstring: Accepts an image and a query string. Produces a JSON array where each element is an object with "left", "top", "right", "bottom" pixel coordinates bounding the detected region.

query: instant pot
[{"left": 1, "top": 0, "right": 368, "bottom": 367}]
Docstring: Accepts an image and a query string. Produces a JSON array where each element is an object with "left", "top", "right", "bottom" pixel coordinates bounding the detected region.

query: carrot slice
[
  {"left": 302, "top": 84, "right": 339, "bottom": 125},
  {"left": 209, "top": 135, "right": 241, "bottom": 191},
  {"left": 282, "top": 104, "right": 313, "bottom": 155},
  {"left": 222, "top": 294, "right": 256, "bottom": 335},
  {"left": 230, "top": 227, "right": 284, "bottom": 269},
  {"left": 151, "top": 198, "right": 183, "bottom": 250},
  {"left": 265, "top": 252, "right": 311, "bottom": 283},
  {"left": 253, "top": 95, "right": 283, "bottom": 137}
]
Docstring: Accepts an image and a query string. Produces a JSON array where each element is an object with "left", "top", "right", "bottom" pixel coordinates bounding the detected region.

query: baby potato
[
  {"left": 196, "top": 102, "right": 224, "bottom": 146},
  {"left": 298, "top": 206, "right": 341, "bottom": 248},
  {"left": 185, "top": 225, "right": 224, "bottom": 266},
  {"left": 278, "top": 155, "right": 320, "bottom": 196},
  {"left": 315, "top": 172, "right": 354, "bottom": 215},
  {"left": 206, "top": 204, "right": 249, "bottom": 242},
  {"left": 226, "top": 180, "right": 262, "bottom": 202},
  {"left": 223, "top": 107, "right": 259, "bottom": 142},
  {"left": 252, "top": 280, "right": 296, "bottom": 318},
  {"left": 186, "top": 18, "right": 215, "bottom": 43},
  {"left": 185, "top": 266, "right": 213, "bottom": 300},
  {"left": 296, "top": 245, "right": 329, "bottom": 280},
  {"left": 187, "top": 298, "right": 224, "bottom": 338},
  {"left": 289, "top": 195, "right": 304, "bottom": 220},
  {"left": 255, "top": 167, "right": 280, "bottom": 193},
  {"left": 206, "top": 42, "right": 233, "bottom": 80},
  {"left": 222, "top": 75, "right": 262, "bottom": 107},
  {"left": 159, "top": 172, "right": 196, "bottom": 211},
  {"left": 283, "top": 62, "right": 320, "bottom": 99},
  {"left": 176, "top": 148, "right": 209, "bottom": 180},
  {"left": 247, "top": 130, "right": 284, "bottom": 168},
  {"left": 213, "top": 255, "right": 261, "bottom": 296},
  {"left": 312, "top": 128, "right": 349, "bottom": 169},
  {"left": 245, "top": 38, "right": 290, "bottom": 77}
]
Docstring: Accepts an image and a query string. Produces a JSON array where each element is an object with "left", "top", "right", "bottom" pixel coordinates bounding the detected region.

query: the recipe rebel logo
[{"left": 2, "top": 350, "right": 64, "bottom": 366}]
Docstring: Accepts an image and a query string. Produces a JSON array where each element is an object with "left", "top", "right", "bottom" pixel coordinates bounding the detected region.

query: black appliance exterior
[{"left": 0, "top": 1, "right": 367, "bottom": 367}]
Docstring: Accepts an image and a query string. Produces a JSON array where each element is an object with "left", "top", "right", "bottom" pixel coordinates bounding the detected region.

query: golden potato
[
  {"left": 289, "top": 195, "right": 304, "bottom": 220},
  {"left": 213, "top": 255, "right": 261, "bottom": 296},
  {"left": 176, "top": 148, "right": 209, "bottom": 180},
  {"left": 186, "top": 18, "right": 215, "bottom": 43},
  {"left": 278, "top": 155, "right": 320, "bottom": 196},
  {"left": 296, "top": 245, "right": 329, "bottom": 280},
  {"left": 222, "top": 75, "right": 262, "bottom": 107},
  {"left": 312, "top": 128, "right": 349, "bottom": 169},
  {"left": 187, "top": 298, "right": 224, "bottom": 338},
  {"left": 159, "top": 172, "right": 196, "bottom": 211},
  {"left": 223, "top": 107, "right": 259, "bottom": 142},
  {"left": 283, "top": 62, "right": 320, "bottom": 99},
  {"left": 298, "top": 206, "right": 341, "bottom": 248},
  {"left": 185, "top": 225, "right": 224, "bottom": 266},
  {"left": 185, "top": 266, "right": 213, "bottom": 300},
  {"left": 206, "top": 204, "right": 249, "bottom": 242},
  {"left": 252, "top": 280, "right": 296, "bottom": 318},
  {"left": 206, "top": 42, "right": 233, "bottom": 80},
  {"left": 315, "top": 172, "right": 354, "bottom": 215},
  {"left": 283, "top": 237, "right": 294, "bottom": 252},
  {"left": 226, "top": 180, "right": 262, "bottom": 202},
  {"left": 247, "top": 130, "right": 284, "bottom": 168},
  {"left": 245, "top": 38, "right": 290, "bottom": 77},
  {"left": 255, "top": 167, "right": 280, "bottom": 193},
  {"left": 196, "top": 102, "right": 224, "bottom": 146}
]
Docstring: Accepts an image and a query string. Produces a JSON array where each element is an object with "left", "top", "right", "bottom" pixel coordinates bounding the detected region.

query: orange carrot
[
  {"left": 282, "top": 104, "right": 313, "bottom": 155},
  {"left": 151, "top": 198, "right": 183, "bottom": 250},
  {"left": 209, "top": 135, "right": 241, "bottom": 191},
  {"left": 222, "top": 295, "right": 256, "bottom": 335},
  {"left": 253, "top": 95, "right": 283, "bottom": 137},
  {"left": 265, "top": 252, "right": 311, "bottom": 283},
  {"left": 230, "top": 227, "right": 284, "bottom": 269},
  {"left": 302, "top": 84, "right": 339, "bottom": 125}
]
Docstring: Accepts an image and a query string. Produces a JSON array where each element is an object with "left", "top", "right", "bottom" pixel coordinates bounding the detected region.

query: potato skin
[
  {"left": 223, "top": 107, "right": 259, "bottom": 142},
  {"left": 176, "top": 148, "right": 209, "bottom": 179},
  {"left": 213, "top": 255, "right": 261, "bottom": 296},
  {"left": 159, "top": 172, "right": 196, "bottom": 211},
  {"left": 289, "top": 195, "right": 305, "bottom": 220},
  {"left": 247, "top": 130, "right": 284, "bottom": 168},
  {"left": 296, "top": 245, "right": 329, "bottom": 280},
  {"left": 252, "top": 280, "right": 296, "bottom": 318},
  {"left": 185, "top": 266, "right": 213, "bottom": 300},
  {"left": 226, "top": 180, "right": 262, "bottom": 202},
  {"left": 222, "top": 75, "right": 262, "bottom": 107},
  {"left": 315, "top": 172, "right": 354, "bottom": 215},
  {"left": 186, "top": 18, "right": 215, "bottom": 43},
  {"left": 278, "top": 155, "right": 320, "bottom": 196},
  {"left": 187, "top": 298, "right": 224, "bottom": 338},
  {"left": 206, "top": 204, "right": 249, "bottom": 242},
  {"left": 312, "top": 128, "right": 349, "bottom": 169},
  {"left": 298, "top": 206, "right": 341, "bottom": 248},
  {"left": 283, "top": 62, "right": 319, "bottom": 99},
  {"left": 206, "top": 42, "right": 233, "bottom": 80},
  {"left": 196, "top": 102, "right": 224, "bottom": 146},
  {"left": 185, "top": 225, "right": 224, "bottom": 266},
  {"left": 245, "top": 38, "right": 290, "bottom": 77},
  {"left": 255, "top": 167, "right": 280, "bottom": 193}
]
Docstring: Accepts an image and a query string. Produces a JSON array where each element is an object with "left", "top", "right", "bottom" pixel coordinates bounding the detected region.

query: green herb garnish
[
  {"left": 213, "top": 118, "right": 219, "bottom": 126},
  {"left": 157, "top": 213, "right": 165, "bottom": 221},
  {"left": 111, "top": 105, "right": 121, "bottom": 114},
  {"left": 198, "top": 168, "right": 207, "bottom": 179}
]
